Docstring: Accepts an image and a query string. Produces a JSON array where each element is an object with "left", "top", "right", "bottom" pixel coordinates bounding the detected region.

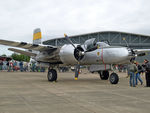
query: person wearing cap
[
  {"left": 143, "top": 59, "right": 150, "bottom": 87},
  {"left": 128, "top": 59, "right": 138, "bottom": 87},
  {"left": 134, "top": 61, "right": 143, "bottom": 85}
]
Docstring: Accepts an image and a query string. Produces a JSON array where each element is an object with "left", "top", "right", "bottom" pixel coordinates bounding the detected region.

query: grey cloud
[{"left": 0, "top": 0, "right": 150, "bottom": 55}]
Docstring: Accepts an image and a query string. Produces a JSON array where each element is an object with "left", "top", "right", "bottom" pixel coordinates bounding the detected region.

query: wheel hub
[
  {"left": 110, "top": 76, "right": 115, "bottom": 82},
  {"left": 48, "top": 72, "right": 52, "bottom": 80}
]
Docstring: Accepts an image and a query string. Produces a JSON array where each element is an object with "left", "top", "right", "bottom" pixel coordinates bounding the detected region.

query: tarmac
[{"left": 0, "top": 71, "right": 150, "bottom": 113}]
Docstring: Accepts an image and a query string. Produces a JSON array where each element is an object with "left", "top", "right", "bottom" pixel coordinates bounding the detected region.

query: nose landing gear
[{"left": 109, "top": 73, "right": 119, "bottom": 84}]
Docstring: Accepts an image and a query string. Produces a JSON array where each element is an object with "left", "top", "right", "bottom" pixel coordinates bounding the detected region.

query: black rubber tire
[
  {"left": 47, "top": 69, "right": 57, "bottom": 82},
  {"left": 109, "top": 73, "right": 119, "bottom": 84},
  {"left": 98, "top": 71, "right": 109, "bottom": 80}
]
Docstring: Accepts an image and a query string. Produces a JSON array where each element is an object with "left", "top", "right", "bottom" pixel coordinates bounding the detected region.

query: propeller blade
[
  {"left": 75, "top": 64, "right": 80, "bottom": 80},
  {"left": 64, "top": 34, "right": 76, "bottom": 48}
]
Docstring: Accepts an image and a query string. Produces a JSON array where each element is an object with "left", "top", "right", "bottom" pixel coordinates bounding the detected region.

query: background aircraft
[{"left": 0, "top": 28, "right": 149, "bottom": 84}]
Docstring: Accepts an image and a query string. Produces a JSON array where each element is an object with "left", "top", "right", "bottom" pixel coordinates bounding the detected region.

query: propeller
[
  {"left": 64, "top": 34, "right": 76, "bottom": 48},
  {"left": 64, "top": 34, "right": 97, "bottom": 80},
  {"left": 64, "top": 34, "right": 86, "bottom": 62},
  {"left": 64, "top": 34, "right": 84, "bottom": 80},
  {"left": 123, "top": 38, "right": 135, "bottom": 57},
  {"left": 123, "top": 38, "right": 147, "bottom": 62}
]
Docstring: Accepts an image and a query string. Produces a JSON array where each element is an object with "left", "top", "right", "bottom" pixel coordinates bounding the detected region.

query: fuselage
[
  {"left": 37, "top": 44, "right": 133, "bottom": 65},
  {"left": 35, "top": 44, "right": 133, "bottom": 66},
  {"left": 81, "top": 46, "right": 131, "bottom": 65}
]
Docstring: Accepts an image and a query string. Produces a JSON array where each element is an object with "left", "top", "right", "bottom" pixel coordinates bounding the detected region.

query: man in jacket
[
  {"left": 144, "top": 59, "right": 150, "bottom": 87},
  {"left": 134, "top": 61, "right": 143, "bottom": 85},
  {"left": 128, "top": 60, "right": 138, "bottom": 87}
]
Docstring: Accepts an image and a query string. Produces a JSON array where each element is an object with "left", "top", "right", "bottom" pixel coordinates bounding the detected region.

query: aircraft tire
[
  {"left": 99, "top": 71, "right": 109, "bottom": 80},
  {"left": 109, "top": 73, "right": 119, "bottom": 84},
  {"left": 47, "top": 69, "right": 57, "bottom": 82}
]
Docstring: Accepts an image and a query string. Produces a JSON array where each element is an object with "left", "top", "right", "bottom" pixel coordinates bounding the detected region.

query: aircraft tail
[{"left": 33, "top": 28, "right": 42, "bottom": 44}]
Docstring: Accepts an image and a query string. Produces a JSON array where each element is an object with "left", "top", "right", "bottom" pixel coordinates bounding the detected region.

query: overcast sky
[{"left": 0, "top": 0, "right": 150, "bottom": 55}]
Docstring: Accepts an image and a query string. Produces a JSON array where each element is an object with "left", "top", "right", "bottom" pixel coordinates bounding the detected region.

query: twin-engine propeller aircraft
[{"left": 0, "top": 28, "right": 149, "bottom": 84}]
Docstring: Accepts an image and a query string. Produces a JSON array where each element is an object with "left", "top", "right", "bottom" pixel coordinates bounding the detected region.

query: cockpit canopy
[
  {"left": 83, "top": 38, "right": 110, "bottom": 51},
  {"left": 96, "top": 42, "right": 110, "bottom": 47},
  {"left": 84, "top": 38, "right": 96, "bottom": 51}
]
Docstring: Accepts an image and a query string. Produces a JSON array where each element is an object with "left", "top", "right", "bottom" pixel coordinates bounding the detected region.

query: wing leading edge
[
  {"left": 0, "top": 39, "right": 58, "bottom": 52},
  {"left": 133, "top": 49, "right": 150, "bottom": 54},
  {"left": 8, "top": 48, "right": 37, "bottom": 57}
]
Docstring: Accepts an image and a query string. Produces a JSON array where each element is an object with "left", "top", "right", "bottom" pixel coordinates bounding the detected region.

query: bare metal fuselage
[
  {"left": 35, "top": 44, "right": 132, "bottom": 66},
  {"left": 82, "top": 47, "right": 131, "bottom": 65}
]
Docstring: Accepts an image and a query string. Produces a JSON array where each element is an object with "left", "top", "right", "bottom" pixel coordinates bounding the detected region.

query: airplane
[{"left": 0, "top": 28, "right": 149, "bottom": 84}]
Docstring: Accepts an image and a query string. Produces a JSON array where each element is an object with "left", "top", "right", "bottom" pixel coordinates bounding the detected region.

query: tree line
[{"left": 1, "top": 53, "right": 30, "bottom": 62}]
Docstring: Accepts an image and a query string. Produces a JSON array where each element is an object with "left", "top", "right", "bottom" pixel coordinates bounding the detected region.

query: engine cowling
[{"left": 59, "top": 44, "right": 84, "bottom": 65}]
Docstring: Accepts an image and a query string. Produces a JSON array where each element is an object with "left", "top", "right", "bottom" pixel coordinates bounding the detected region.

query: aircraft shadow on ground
[{"left": 38, "top": 78, "right": 109, "bottom": 85}]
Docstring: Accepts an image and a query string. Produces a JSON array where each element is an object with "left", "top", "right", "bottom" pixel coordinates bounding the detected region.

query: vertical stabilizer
[{"left": 33, "top": 28, "right": 42, "bottom": 44}]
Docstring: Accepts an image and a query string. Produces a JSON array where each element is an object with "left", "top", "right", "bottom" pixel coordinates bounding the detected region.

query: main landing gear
[
  {"left": 47, "top": 68, "right": 57, "bottom": 82},
  {"left": 98, "top": 70, "right": 119, "bottom": 84},
  {"left": 47, "top": 67, "right": 119, "bottom": 84}
]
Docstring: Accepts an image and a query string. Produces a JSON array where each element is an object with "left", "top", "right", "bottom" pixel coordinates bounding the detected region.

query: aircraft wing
[
  {"left": 8, "top": 48, "right": 37, "bottom": 57},
  {"left": 133, "top": 49, "right": 150, "bottom": 56},
  {"left": 0, "top": 39, "right": 58, "bottom": 52},
  {"left": 134, "top": 49, "right": 150, "bottom": 53}
]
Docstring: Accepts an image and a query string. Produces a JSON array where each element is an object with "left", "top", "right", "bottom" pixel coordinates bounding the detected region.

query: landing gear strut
[{"left": 47, "top": 68, "right": 57, "bottom": 82}]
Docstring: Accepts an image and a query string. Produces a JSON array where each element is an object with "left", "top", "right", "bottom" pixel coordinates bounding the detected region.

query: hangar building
[{"left": 43, "top": 31, "right": 150, "bottom": 62}]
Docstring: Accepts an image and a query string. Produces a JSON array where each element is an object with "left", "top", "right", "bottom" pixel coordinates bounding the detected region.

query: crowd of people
[
  {"left": 0, "top": 58, "right": 150, "bottom": 87},
  {"left": 127, "top": 59, "right": 150, "bottom": 87},
  {"left": 0, "top": 60, "right": 45, "bottom": 72}
]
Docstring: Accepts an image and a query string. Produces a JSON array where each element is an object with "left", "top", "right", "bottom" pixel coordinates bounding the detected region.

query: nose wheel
[{"left": 109, "top": 73, "right": 119, "bottom": 84}]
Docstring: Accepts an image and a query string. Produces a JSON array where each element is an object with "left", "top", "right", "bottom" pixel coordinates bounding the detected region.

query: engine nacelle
[{"left": 59, "top": 44, "right": 78, "bottom": 65}]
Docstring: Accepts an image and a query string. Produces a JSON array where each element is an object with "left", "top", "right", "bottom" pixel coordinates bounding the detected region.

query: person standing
[
  {"left": 144, "top": 59, "right": 150, "bottom": 87},
  {"left": 6, "top": 61, "right": 9, "bottom": 72},
  {"left": 135, "top": 61, "right": 143, "bottom": 85},
  {"left": 31, "top": 62, "right": 36, "bottom": 72},
  {"left": 13, "top": 61, "right": 17, "bottom": 71},
  {"left": 9, "top": 61, "right": 13, "bottom": 72},
  {"left": 19, "top": 61, "right": 23, "bottom": 72},
  {"left": 0, "top": 60, "right": 3, "bottom": 71},
  {"left": 24, "top": 62, "right": 28, "bottom": 72},
  {"left": 128, "top": 60, "right": 138, "bottom": 87}
]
